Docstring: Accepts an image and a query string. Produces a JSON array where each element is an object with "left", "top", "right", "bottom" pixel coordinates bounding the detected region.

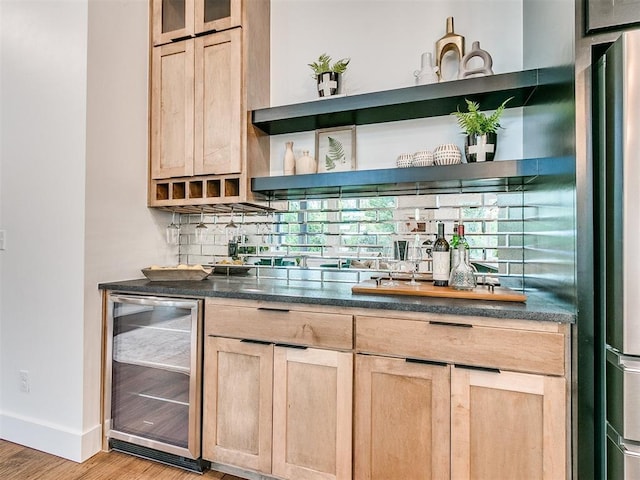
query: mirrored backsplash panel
[{"left": 176, "top": 192, "right": 526, "bottom": 288}]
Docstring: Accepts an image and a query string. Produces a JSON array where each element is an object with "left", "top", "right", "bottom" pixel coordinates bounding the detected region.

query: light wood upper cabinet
[
  {"left": 354, "top": 354, "right": 450, "bottom": 480},
  {"left": 194, "top": 29, "right": 242, "bottom": 176},
  {"left": 152, "top": 0, "right": 241, "bottom": 46},
  {"left": 202, "top": 336, "right": 273, "bottom": 472},
  {"left": 451, "top": 367, "right": 567, "bottom": 480},
  {"left": 148, "top": 1, "right": 270, "bottom": 209},
  {"left": 151, "top": 41, "right": 195, "bottom": 179},
  {"left": 272, "top": 347, "right": 353, "bottom": 480},
  {"left": 151, "top": 31, "right": 241, "bottom": 181}
]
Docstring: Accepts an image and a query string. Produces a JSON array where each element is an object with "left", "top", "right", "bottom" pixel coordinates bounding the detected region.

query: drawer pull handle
[
  {"left": 275, "top": 343, "right": 308, "bottom": 350},
  {"left": 240, "top": 339, "right": 272, "bottom": 346},
  {"left": 455, "top": 363, "right": 500, "bottom": 374},
  {"left": 405, "top": 357, "right": 448, "bottom": 367},
  {"left": 257, "top": 307, "right": 290, "bottom": 313},
  {"left": 429, "top": 321, "right": 472, "bottom": 328}
]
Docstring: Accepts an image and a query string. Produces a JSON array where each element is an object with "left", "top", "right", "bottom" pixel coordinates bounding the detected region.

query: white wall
[
  {"left": 0, "top": 0, "right": 173, "bottom": 462},
  {"left": 269, "top": 0, "right": 524, "bottom": 174}
]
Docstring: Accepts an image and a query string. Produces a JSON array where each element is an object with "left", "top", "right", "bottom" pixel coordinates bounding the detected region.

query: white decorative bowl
[
  {"left": 433, "top": 144, "right": 462, "bottom": 165},
  {"left": 412, "top": 150, "right": 434, "bottom": 167},
  {"left": 396, "top": 153, "right": 414, "bottom": 168}
]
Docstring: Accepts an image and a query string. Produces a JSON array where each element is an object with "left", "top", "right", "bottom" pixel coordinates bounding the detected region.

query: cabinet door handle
[
  {"left": 429, "top": 321, "right": 473, "bottom": 328},
  {"left": 405, "top": 357, "right": 448, "bottom": 367},
  {"left": 275, "top": 343, "right": 308, "bottom": 350},
  {"left": 454, "top": 363, "right": 500, "bottom": 374},
  {"left": 240, "top": 339, "right": 273, "bottom": 346},
  {"left": 257, "top": 307, "right": 291, "bottom": 313}
]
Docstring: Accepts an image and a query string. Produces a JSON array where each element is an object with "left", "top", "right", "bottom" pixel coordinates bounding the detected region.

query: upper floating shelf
[
  {"left": 251, "top": 67, "right": 572, "bottom": 135},
  {"left": 251, "top": 156, "right": 575, "bottom": 200}
]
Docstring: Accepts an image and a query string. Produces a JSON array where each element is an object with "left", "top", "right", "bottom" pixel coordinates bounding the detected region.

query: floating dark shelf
[
  {"left": 251, "top": 157, "right": 575, "bottom": 200},
  {"left": 251, "top": 67, "right": 572, "bottom": 135}
]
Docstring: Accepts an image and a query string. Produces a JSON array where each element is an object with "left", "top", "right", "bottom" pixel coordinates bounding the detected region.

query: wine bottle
[
  {"left": 432, "top": 223, "right": 450, "bottom": 286},
  {"left": 450, "top": 223, "right": 468, "bottom": 270}
]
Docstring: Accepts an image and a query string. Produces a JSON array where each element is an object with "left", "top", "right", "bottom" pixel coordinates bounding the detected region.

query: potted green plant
[
  {"left": 308, "top": 53, "right": 350, "bottom": 97},
  {"left": 452, "top": 97, "right": 512, "bottom": 162}
]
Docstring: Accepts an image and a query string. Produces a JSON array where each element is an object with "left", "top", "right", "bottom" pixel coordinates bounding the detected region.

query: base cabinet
[
  {"left": 272, "top": 347, "right": 353, "bottom": 480},
  {"left": 203, "top": 336, "right": 273, "bottom": 472},
  {"left": 201, "top": 301, "right": 569, "bottom": 480},
  {"left": 354, "top": 354, "right": 450, "bottom": 480},
  {"left": 354, "top": 314, "right": 569, "bottom": 480},
  {"left": 203, "top": 299, "right": 354, "bottom": 480},
  {"left": 451, "top": 367, "right": 566, "bottom": 480}
]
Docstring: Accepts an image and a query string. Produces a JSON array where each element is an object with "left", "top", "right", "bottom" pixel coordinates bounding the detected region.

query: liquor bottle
[
  {"left": 450, "top": 223, "right": 460, "bottom": 270},
  {"left": 432, "top": 223, "right": 450, "bottom": 286}
]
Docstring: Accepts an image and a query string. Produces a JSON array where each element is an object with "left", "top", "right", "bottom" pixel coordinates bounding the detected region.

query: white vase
[
  {"left": 296, "top": 151, "right": 317, "bottom": 175},
  {"left": 414, "top": 52, "right": 439, "bottom": 85},
  {"left": 283, "top": 141, "right": 295, "bottom": 175}
]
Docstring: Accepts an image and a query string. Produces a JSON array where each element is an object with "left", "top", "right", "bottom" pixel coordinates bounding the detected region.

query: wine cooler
[{"left": 104, "top": 293, "right": 206, "bottom": 471}]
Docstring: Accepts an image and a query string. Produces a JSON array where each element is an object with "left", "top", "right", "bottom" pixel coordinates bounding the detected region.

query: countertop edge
[{"left": 98, "top": 278, "right": 576, "bottom": 324}]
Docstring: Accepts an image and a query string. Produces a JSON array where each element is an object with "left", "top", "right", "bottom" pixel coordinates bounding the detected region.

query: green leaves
[
  {"left": 308, "top": 53, "right": 351, "bottom": 77},
  {"left": 325, "top": 136, "right": 346, "bottom": 171},
  {"left": 452, "top": 97, "right": 513, "bottom": 135}
]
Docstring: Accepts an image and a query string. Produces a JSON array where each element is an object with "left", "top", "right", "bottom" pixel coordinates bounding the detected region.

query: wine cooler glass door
[{"left": 105, "top": 294, "right": 202, "bottom": 459}]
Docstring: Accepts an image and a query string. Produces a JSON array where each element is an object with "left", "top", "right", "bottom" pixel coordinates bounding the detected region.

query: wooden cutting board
[{"left": 351, "top": 280, "right": 527, "bottom": 303}]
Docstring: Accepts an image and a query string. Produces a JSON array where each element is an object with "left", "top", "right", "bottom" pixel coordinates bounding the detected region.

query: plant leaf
[{"left": 325, "top": 136, "right": 346, "bottom": 171}]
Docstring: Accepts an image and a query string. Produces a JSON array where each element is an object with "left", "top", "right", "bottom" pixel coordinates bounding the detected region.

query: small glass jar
[{"left": 449, "top": 244, "right": 476, "bottom": 290}]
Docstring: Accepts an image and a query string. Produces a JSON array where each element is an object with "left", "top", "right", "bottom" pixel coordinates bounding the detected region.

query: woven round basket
[{"left": 433, "top": 144, "right": 462, "bottom": 165}]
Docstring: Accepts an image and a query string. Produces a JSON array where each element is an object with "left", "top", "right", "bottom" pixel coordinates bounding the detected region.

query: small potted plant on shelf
[
  {"left": 452, "top": 96, "right": 513, "bottom": 162},
  {"left": 308, "top": 53, "right": 350, "bottom": 98}
]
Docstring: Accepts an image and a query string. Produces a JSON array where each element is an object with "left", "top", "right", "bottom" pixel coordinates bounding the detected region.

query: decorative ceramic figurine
[
  {"left": 414, "top": 52, "right": 439, "bottom": 85},
  {"left": 459, "top": 41, "right": 494, "bottom": 79},
  {"left": 435, "top": 17, "right": 465, "bottom": 82},
  {"left": 284, "top": 141, "right": 296, "bottom": 175}
]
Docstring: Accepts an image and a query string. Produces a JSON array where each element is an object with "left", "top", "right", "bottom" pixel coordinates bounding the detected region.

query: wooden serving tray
[{"left": 351, "top": 280, "right": 527, "bottom": 303}]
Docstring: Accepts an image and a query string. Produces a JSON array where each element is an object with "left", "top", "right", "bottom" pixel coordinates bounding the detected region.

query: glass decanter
[{"left": 448, "top": 243, "right": 476, "bottom": 290}]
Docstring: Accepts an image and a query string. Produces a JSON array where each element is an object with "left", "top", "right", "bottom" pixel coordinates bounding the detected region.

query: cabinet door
[
  {"left": 194, "top": 29, "right": 242, "bottom": 176},
  {"left": 451, "top": 367, "right": 566, "bottom": 480},
  {"left": 354, "top": 355, "right": 451, "bottom": 480},
  {"left": 195, "top": 0, "right": 242, "bottom": 34},
  {"left": 152, "top": 0, "right": 195, "bottom": 46},
  {"left": 151, "top": 40, "right": 195, "bottom": 180},
  {"left": 202, "top": 337, "right": 273, "bottom": 473},
  {"left": 272, "top": 347, "right": 353, "bottom": 480}
]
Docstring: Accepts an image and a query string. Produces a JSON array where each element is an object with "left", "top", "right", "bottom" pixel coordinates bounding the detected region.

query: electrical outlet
[
  {"left": 19, "top": 370, "right": 30, "bottom": 393},
  {"left": 0, "top": 230, "right": 5, "bottom": 250}
]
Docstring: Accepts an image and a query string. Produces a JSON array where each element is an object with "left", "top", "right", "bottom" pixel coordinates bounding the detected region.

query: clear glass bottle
[
  {"left": 432, "top": 223, "right": 450, "bottom": 286},
  {"left": 449, "top": 237, "right": 476, "bottom": 290}
]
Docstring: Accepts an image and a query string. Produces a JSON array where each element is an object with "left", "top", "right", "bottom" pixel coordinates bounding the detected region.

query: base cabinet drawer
[
  {"left": 205, "top": 299, "right": 353, "bottom": 350},
  {"left": 355, "top": 315, "right": 565, "bottom": 376}
]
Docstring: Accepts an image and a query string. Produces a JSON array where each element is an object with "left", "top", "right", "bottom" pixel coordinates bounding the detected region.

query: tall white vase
[{"left": 283, "top": 141, "right": 295, "bottom": 175}]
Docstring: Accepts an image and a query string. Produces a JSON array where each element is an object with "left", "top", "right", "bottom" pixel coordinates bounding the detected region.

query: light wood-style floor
[{"left": 0, "top": 440, "right": 248, "bottom": 480}]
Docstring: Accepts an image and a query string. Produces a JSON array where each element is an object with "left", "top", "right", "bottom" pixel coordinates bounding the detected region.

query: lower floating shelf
[
  {"left": 251, "top": 156, "right": 575, "bottom": 200},
  {"left": 352, "top": 279, "right": 527, "bottom": 303}
]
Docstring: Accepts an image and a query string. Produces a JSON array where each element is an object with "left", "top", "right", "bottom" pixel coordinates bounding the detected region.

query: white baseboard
[{"left": 0, "top": 412, "right": 102, "bottom": 462}]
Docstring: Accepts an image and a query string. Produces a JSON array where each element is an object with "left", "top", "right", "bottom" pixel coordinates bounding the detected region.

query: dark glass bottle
[{"left": 432, "top": 223, "right": 450, "bottom": 286}]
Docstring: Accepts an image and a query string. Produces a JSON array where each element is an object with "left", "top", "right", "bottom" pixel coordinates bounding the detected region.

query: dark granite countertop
[{"left": 98, "top": 276, "right": 575, "bottom": 323}]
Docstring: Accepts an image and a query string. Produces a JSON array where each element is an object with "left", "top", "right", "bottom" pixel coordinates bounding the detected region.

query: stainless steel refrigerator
[{"left": 594, "top": 29, "right": 640, "bottom": 479}]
